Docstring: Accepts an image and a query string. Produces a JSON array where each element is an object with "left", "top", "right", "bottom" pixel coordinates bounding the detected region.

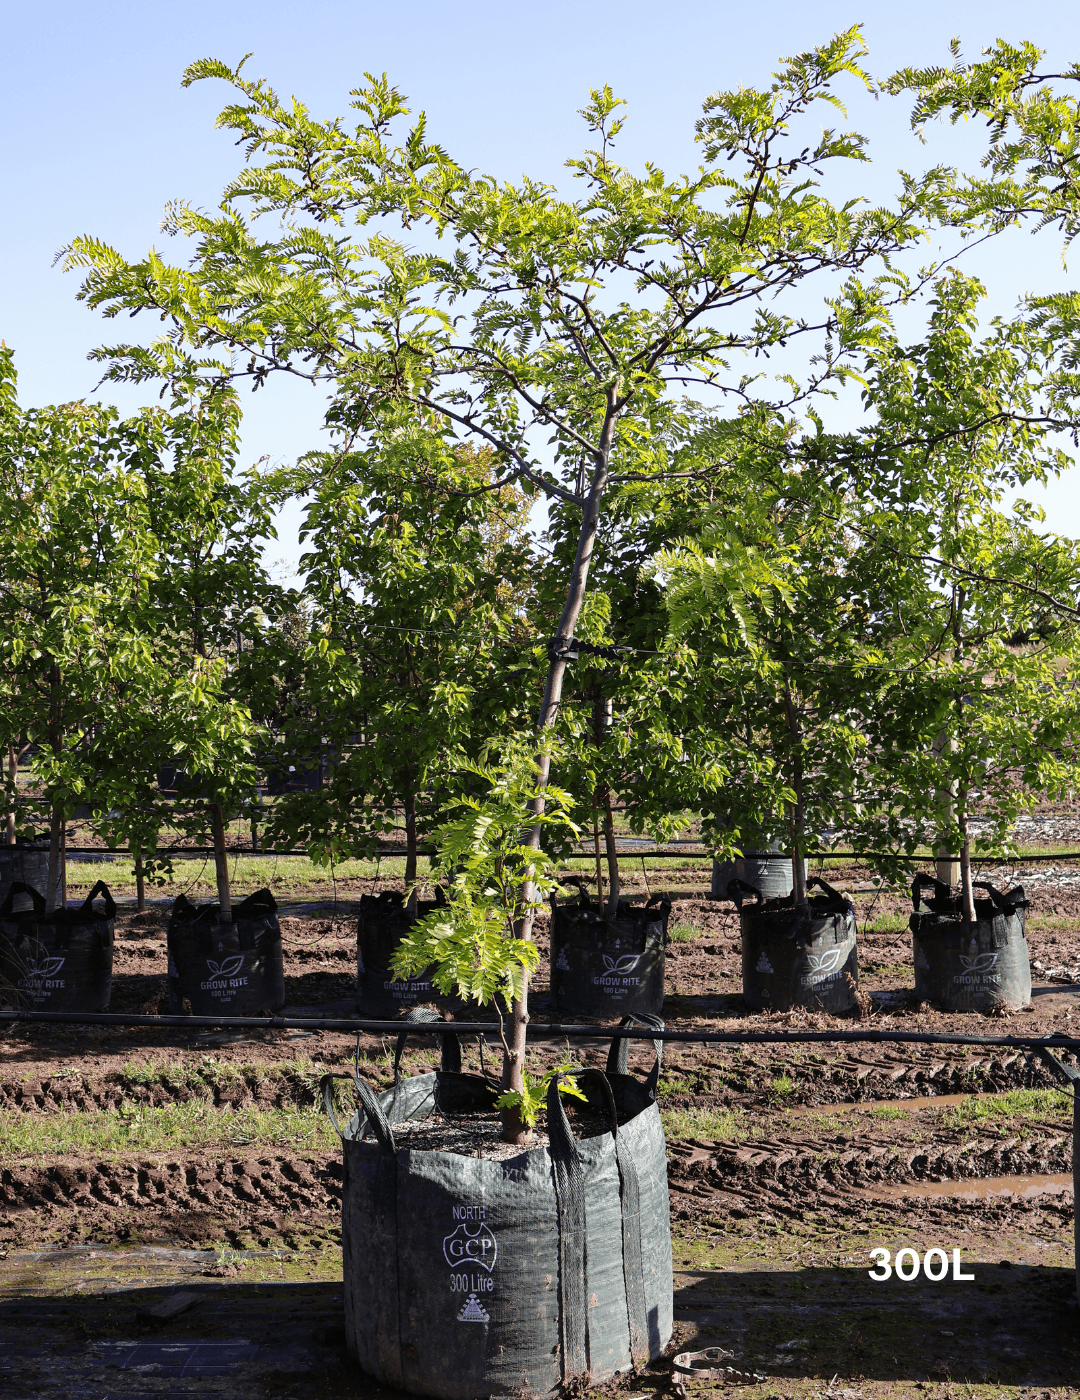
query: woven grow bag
[
  {"left": 910, "top": 875, "right": 1031, "bottom": 1012},
  {"left": 711, "top": 842, "right": 806, "bottom": 901},
  {"left": 0, "top": 880, "right": 114, "bottom": 1012},
  {"left": 356, "top": 888, "right": 465, "bottom": 1018},
  {"left": 0, "top": 835, "right": 59, "bottom": 915},
  {"left": 733, "top": 875, "right": 858, "bottom": 1014},
  {"left": 549, "top": 893, "right": 670, "bottom": 1018},
  {"left": 322, "top": 1014, "right": 673, "bottom": 1399},
  {"left": 166, "top": 888, "right": 284, "bottom": 1016}
]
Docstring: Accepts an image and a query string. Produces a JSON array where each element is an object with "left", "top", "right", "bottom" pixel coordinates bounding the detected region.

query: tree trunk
[
  {"left": 404, "top": 789, "right": 418, "bottom": 918},
  {"left": 60, "top": 820, "right": 67, "bottom": 911},
  {"left": 593, "top": 694, "right": 620, "bottom": 916},
  {"left": 6, "top": 747, "right": 15, "bottom": 845},
  {"left": 932, "top": 729, "right": 959, "bottom": 887},
  {"left": 783, "top": 678, "right": 808, "bottom": 907},
  {"left": 44, "top": 665, "right": 63, "bottom": 915},
  {"left": 601, "top": 791, "right": 620, "bottom": 916},
  {"left": 210, "top": 802, "right": 232, "bottom": 919},
  {"left": 592, "top": 813, "right": 605, "bottom": 906},
  {"left": 503, "top": 415, "right": 617, "bottom": 1143},
  {"left": 45, "top": 807, "right": 62, "bottom": 916},
  {"left": 134, "top": 845, "right": 146, "bottom": 913},
  {"left": 952, "top": 589, "right": 973, "bottom": 922},
  {"left": 957, "top": 784, "right": 976, "bottom": 923}
]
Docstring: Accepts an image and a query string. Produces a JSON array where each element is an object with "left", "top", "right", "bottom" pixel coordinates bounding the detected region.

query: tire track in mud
[
  {"left": 659, "top": 1044, "right": 1073, "bottom": 1111},
  {"left": 0, "top": 1152, "right": 343, "bottom": 1244}
]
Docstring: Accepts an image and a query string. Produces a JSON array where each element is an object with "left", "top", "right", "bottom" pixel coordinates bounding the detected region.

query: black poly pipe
[{"left": 1, "top": 1008, "right": 1077, "bottom": 1052}]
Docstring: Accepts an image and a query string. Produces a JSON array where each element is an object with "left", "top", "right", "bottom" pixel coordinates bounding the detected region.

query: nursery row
[{"left": 0, "top": 869, "right": 1037, "bottom": 1024}]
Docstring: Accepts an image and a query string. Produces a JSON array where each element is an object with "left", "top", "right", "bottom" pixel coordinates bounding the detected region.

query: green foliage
[
  {"left": 495, "top": 1062, "right": 586, "bottom": 1130},
  {"left": 390, "top": 754, "right": 579, "bottom": 1009},
  {"left": 0, "top": 349, "right": 277, "bottom": 879}
]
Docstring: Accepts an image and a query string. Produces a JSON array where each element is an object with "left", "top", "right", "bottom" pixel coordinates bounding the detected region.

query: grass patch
[
  {"left": 939, "top": 1087, "right": 1072, "bottom": 1128},
  {"left": 768, "top": 1073, "right": 795, "bottom": 1101},
  {"left": 668, "top": 921, "right": 704, "bottom": 942},
  {"left": 869, "top": 1104, "right": 909, "bottom": 1121},
  {"left": 861, "top": 911, "right": 909, "bottom": 934},
  {"left": 0, "top": 1100, "right": 341, "bottom": 1163},
  {"left": 66, "top": 853, "right": 430, "bottom": 900},
  {"left": 661, "top": 1104, "right": 745, "bottom": 1142}
]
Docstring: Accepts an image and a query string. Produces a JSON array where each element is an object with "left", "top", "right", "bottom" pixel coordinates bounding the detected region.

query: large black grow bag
[
  {"left": 322, "top": 1017, "right": 673, "bottom": 1399},
  {"left": 356, "top": 889, "right": 465, "bottom": 1018},
  {"left": 734, "top": 875, "right": 858, "bottom": 1013},
  {"left": 0, "top": 835, "right": 60, "bottom": 914},
  {"left": 711, "top": 843, "right": 806, "bottom": 901},
  {"left": 910, "top": 875, "right": 1030, "bottom": 1012},
  {"left": 0, "top": 880, "right": 114, "bottom": 1012},
  {"left": 549, "top": 893, "right": 670, "bottom": 1018},
  {"left": 167, "top": 888, "right": 285, "bottom": 1016}
]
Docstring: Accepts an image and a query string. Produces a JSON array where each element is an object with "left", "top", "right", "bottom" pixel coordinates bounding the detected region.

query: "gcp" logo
[{"left": 443, "top": 1223, "right": 498, "bottom": 1272}]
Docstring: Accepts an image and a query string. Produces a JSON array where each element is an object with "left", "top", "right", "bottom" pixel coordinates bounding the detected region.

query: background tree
[{"left": 263, "top": 434, "right": 537, "bottom": 903}]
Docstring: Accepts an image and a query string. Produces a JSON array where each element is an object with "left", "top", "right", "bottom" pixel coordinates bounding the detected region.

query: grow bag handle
[
  {"left": 971, "top": 880, "right": 1029, "bottom": 914},
  {"left": 605, "top": 1014, "right": 664, "bottom": 1092},
  {"left": 393, "top": 1006, "right": 461, "bottom": 1080},
  {"left": 0, "top": 881, "right": 47, "bottom": 918},
  {"left": 726, "top": 876, "right": 762, "bottom": 910},
  {"left": 320, "top": 1070, "right": 397, "bottom": 1154},
  {"left": 78, "top": 880, "right": 116, "bottom": 921},
  {"left": 806, "top": 875, "right": 851, "bottom": 907},
  {"left": 547, "top": 1068, "right": 650, "bottom": 1370},
  {"left": 232, "top": 887, "right": 278, "bottom": 920},
  {"left": 911, "top": 872, "right": 951, "bottom": 912}
]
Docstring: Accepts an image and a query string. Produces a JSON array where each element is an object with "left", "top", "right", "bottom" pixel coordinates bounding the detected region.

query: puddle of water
[
  {"left": 871, "top": 1172, "right": 1073, "bottom": 1202},
  {"left": 788, "top": 1092, "right": 974, "bottom": 1117}
]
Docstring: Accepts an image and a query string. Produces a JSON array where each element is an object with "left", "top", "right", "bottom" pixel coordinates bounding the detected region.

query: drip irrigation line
[
  {"left": 53, "top": 845, "right": 1080, "bottom": 864},
  {"left": 1, "top": 1008, "right": 1078, "bottom": 1052}
]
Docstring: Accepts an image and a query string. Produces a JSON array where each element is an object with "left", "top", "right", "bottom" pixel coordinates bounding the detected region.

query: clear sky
[{"left": 4, "top": 0, "right": 1080, "bottom": 577}]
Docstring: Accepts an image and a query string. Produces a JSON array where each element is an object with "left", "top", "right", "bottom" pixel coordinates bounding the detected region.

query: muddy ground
[{"left": 1, "top": 864, "right": 1078, "bottom": 1398}]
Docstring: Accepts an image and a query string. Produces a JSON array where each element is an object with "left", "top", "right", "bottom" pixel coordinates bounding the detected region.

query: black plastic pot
[
  {"left": 356, "top": 889, "right": 465, "bottom": 1018},
  {"left": 711, "top": 842, "right": 806, "bottom": 902},
  {"left": 733, "top": 875, "right": 859, "bottom": 1013},
  {"left": 910, "top": 875, "right": 1031, "bottom": 1012},
  {"left": 321, "top": 1017, "right": 672, "bottom": 1399},
  {"left": 549, "top": 893, "right": 670, "bottom": 1019},
  {"left": 0, "top": 880, "right": 114, "bottom": 1012},
  {"left": 0, "top": 836, "right": 60, "bottom": 915},
  {"left": 166, "top": 888, "right": 285, "bottom": 1016}
]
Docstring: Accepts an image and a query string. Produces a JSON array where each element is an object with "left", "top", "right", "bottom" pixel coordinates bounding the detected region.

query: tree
[
  {"left": 844, "top": 275, "right": 1080, "bottom": 920},
  {"left": 263, "top": 436, "right": 536, "bottom": 903},
  {"left": 0, "top": 353, "right": 272, "bottom": 916},
  {"left": 0, "top": 346, "right": 160, "bottom": 909},
  {"left": 657, "top": 273, "right": 1080, "bottom": 919},
  {"left": 62, "top": 29, "right": 967, "bottom": 1138}
]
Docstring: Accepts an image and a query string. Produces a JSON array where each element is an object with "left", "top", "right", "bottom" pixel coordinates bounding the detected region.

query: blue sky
[{"left": 4, "top": 0, "right": 1080, "bottom": 576}]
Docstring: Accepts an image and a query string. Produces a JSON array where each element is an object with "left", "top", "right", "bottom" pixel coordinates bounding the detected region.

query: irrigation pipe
[
  {"left": 1, "top": 1009, "right": 1078, "bottom": 1052},
  {"left": 56, "top": 847, "right": 1080, "bottom": 863}
]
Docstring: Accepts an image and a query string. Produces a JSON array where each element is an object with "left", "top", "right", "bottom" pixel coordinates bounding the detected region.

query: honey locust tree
[{"left": 63, "top": 28, "right": 964, "bottom": 1138}]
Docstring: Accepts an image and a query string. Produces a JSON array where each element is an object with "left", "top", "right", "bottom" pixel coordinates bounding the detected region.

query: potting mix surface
[{"left": 2, "top": 844, "right": 1078, "bottom": 1399}]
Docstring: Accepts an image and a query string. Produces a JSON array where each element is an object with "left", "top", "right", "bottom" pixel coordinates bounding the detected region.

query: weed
[
  {"left": 940, "top": 1087, "right": 1071, "bottom": 1128},
  {"left": 768, "top": 1073, "right": 795, "bottom": 1101},
  {"left": 668, "top": 921, "right": 703, "bottom": 942},
  {"left": 119, "top": 1061, "right": 158, "bottom": 1088},
  {"left": 661, "top": 1105, "right": 744, "bottom": 1142},
  {"left": 869, "top": 1104, "right": 909, "bottom": 1120}
]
